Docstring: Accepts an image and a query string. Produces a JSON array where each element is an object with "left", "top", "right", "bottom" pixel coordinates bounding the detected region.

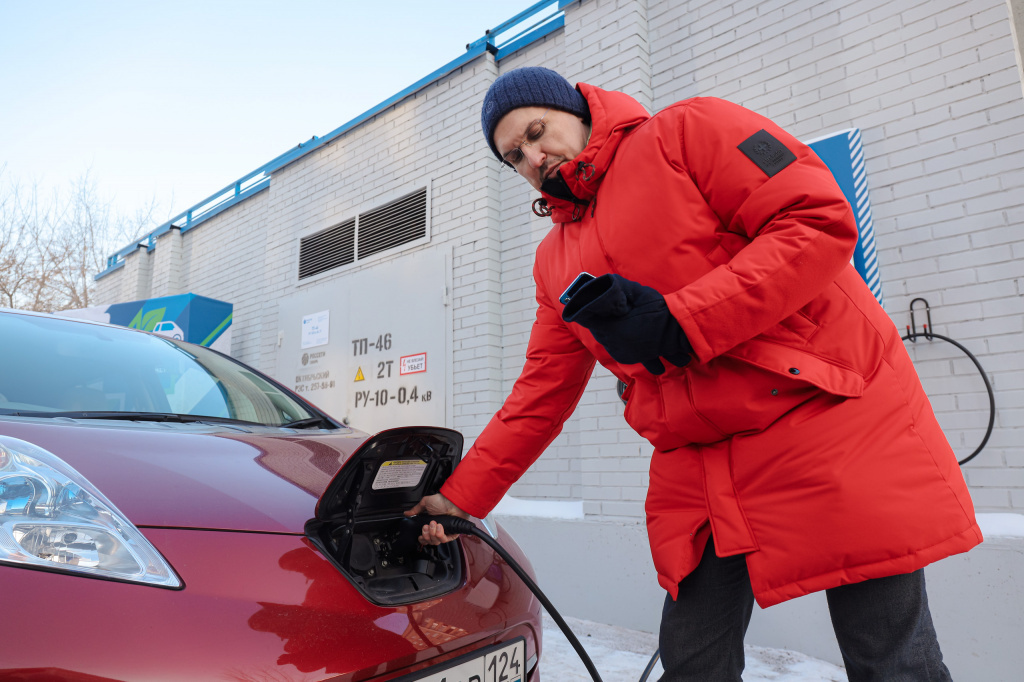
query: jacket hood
[
  {"left": 538, "top": 83, "right": 650, "bottom": 222},
  {"left": 0, "top": 417, "right": 367, "bottom": 534}
]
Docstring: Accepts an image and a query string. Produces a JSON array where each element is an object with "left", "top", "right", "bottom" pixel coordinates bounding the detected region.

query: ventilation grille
[
  {"left": 358, "top": 189, "right": 428, "bottom": 259},
  {"left": 297, "top": 187, "right": 427, "bottom": 280},
  {"left": 299, "top": 218, "right": 354, "bottom": 280}
]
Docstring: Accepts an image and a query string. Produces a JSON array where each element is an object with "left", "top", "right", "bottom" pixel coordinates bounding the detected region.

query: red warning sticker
[{"left": 400, "top": 353, "right": 427, "bottom": 375}]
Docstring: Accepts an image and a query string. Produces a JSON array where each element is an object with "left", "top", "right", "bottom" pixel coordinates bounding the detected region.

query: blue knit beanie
[{"left": 481, "top": 66, "right": 590, "bottom": 161}]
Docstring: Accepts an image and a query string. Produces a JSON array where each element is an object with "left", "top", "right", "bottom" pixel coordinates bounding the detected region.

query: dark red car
[{"left": 0, "top": 309, "right": 541, "bottom": 681}]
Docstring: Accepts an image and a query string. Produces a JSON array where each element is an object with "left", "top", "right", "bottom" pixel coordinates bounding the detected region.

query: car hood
[{"left": 0, "top": 417, "right": 368, "bottom": 533}]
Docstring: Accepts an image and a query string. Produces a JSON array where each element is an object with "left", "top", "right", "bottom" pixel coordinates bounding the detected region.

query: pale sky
[{"left": 0, "top": 0, "right": 539, "bottom": 230}]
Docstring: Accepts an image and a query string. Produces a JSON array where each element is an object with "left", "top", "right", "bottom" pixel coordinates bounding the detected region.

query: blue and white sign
[
  {"left": 301, "top": 310, "right": 330, "bottom": 349},
  {"left": 806, "top": 128, "right": 883, "bottom": 305},
  {"left": 63, "top": 293, "right": 233, "bottom": 353}
]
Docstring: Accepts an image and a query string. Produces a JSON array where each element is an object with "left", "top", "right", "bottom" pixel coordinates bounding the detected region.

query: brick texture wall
[
  {"left": 648, "top": 0, "right": 1024, "bottom": 514},
  {"left": 94, "top": 0, "right": 1024, "bottom": 520}
]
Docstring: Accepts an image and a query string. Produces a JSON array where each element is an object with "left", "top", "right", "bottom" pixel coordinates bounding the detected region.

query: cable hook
[{"left": 906, "top": 297, "right": 933, "bottom": 342}]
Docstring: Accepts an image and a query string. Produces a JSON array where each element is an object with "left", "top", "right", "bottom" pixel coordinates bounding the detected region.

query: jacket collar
[{"left": 536, "top": 83, "right": 650, "bottom": 222}]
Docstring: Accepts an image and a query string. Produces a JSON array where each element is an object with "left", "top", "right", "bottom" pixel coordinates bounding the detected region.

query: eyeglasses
[{"left": 501, "top": 109, "right": 549, "bottom": 173}]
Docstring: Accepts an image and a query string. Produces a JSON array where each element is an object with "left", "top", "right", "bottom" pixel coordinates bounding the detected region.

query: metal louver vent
[
  {"left": 298, "top": 218, "right": 355, "bottom": 280},
  {"left": 296, "top": 187, "right": 428, "bottom": 281},
  {"left": 357, "top": 188, "right": 427, "bottom": 259}
]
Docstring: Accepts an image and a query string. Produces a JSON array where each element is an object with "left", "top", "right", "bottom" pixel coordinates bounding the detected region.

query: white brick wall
[
  {"left": 110, "top": 245, "right": 152, "bottom": 303},
  {"left": 92, "top": 261, "right": 122, "bottom": 304},
  {"left": 95, "top": 0, "right": 1024, "bottom": 519},
  {"left": 649, "top": 0, "right": 1024, "bottom": 514},
  {"left": 149, "top": 226, "right": 183, "bottom": 298},
  {"left": 181, "top": 191, "right": 269, "bottom": 365}
]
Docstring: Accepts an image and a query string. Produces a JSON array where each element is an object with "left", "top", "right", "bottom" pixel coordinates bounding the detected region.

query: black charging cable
[
  {"left": 410, "top": 515, "right": 606, "bottom": 682},
  {"left": 902, "top": 297, "right": 995, "bottom": 466},
  {"left": 639, "top": 650, "right": 660, "bottom": 682}
]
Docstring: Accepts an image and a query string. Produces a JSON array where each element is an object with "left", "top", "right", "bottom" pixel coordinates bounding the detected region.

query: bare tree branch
[{"left": 0, "top": 168, "right": 163, "bottom": 312}]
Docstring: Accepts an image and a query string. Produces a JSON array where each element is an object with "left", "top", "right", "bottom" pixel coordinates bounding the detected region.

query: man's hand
[
  {"left": 404, "top": 493, "right": 471, "bottom": 545},
  {"left": 561, "top": 273, "right": 692, "bottom": 374}
]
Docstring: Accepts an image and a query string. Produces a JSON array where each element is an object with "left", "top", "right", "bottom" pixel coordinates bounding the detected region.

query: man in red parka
[{"left": 407, "top": 66, "right": 981, "bottom": 681}]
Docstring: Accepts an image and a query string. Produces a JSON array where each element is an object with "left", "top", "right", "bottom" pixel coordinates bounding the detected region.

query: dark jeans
[{"left": 658, "top": 539, "right": 952, "bottom": 681}]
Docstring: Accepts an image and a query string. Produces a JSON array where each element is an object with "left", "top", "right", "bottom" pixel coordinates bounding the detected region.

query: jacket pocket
[
  {"left": 674, "top": 339, "right": 868, "bottom": 439},
  {"left": 657, "top": 370, "right": 732, "bottom": 445},
  {"left": 619, "top": 337, "right": 874, "bottom": 448},
  {"left": 621, "top": 377, "right": 663, "bottom": 445},
  {"left": 622, "top": 375, "right": 718, "bottom": 450},
  {"left": 768, "top": 309, "right": 820, "bottom": 344}
]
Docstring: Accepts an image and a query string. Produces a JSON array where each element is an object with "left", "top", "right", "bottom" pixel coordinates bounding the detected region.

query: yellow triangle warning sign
[{"left": 354, "top": 367, "right": 365, "bottom": 382}]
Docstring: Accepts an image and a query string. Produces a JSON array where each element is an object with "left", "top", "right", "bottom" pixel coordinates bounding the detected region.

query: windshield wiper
[
  {"left": 281, "top": 416, "right": 334, "bottom": 430},
  {"left": 2, "top": 409, "right": 336, "bottom": 429},
  {"left": 4, "top": 410, "right": 254, "bottom": 425}
]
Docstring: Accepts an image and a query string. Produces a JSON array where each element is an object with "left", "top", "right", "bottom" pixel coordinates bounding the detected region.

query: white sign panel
[
  {"left": 301, "top": 310, "right": 330, "bottom": 349},
  {"left": 275, "top": 248, "right": 450, "bottom": 434}
]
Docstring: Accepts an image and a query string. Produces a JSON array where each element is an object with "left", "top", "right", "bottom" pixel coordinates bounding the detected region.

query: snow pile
[
  {"left": 492, "top": 496, "right": 584, "bottom": 519},
  {"left": 541, "top": 614, "right": 847, "bottom": 681},
  {"left": 977, "top": 513, "right": 1024, "bottom": 538}
]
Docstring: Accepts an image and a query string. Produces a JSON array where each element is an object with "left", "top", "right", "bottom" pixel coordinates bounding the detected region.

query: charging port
[
  {"left": 304, "top": 427, "right": 466, "bottom": 606},
  {"left": 307, "top": 515, "right": 462, "bottom": 606}
]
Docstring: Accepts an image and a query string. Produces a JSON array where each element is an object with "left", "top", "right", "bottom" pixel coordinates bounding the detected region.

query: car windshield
[{"left": 0, "top": 312, "right": 317, "bottom": 427}]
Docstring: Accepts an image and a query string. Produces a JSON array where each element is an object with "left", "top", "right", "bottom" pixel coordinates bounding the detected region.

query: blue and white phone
[{"left": 559, "top": 272, "right": 595, "bottom": 305}]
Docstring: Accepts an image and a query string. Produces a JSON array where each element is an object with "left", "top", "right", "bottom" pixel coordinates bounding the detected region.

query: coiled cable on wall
[{"left": 901, "top": 297, "right": 995, "bottom": 466}]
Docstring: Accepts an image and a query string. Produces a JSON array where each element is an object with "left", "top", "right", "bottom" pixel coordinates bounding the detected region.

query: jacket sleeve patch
[{"left": 737, "top": 129, "right": 797, "bottom": 177}]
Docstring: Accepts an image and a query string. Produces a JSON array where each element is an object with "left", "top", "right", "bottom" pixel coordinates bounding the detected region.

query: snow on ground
[{"left": 541, "top": 614, "right": 847, "bottom": 682}]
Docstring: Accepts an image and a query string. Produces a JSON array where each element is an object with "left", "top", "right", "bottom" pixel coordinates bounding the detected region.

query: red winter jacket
[{"left": 441, "top": 85, "right": 981, "bottom": 607}]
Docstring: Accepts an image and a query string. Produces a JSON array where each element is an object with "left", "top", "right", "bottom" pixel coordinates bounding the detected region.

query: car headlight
[{"left": 0, "top": 436, "right": 182, "bottom": 588}]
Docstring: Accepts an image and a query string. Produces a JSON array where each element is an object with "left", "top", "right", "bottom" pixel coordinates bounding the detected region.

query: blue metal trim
[
  {"left": 495, "top": 15, "right": 565, "bottom": 61},
  {"left": 95, "top": 259, "right": 126, "bottom": 280},
  {"left": 290, "top": 42, "right": 490, "bottom": 170},
  {"left": 101, "top": 134, "right": 322, "bottom": 269},
  {"left": 178, "top": 179, "right": 270, "bottom": 234},
  {"left": 95, "top": 181, "right": 270, "bottom": 280},
  {"left": 99, "top": 0, "right": 574, "bottom": 276},
  {"left": 488, "top": 0, "right": 559, "bottom": 38}
]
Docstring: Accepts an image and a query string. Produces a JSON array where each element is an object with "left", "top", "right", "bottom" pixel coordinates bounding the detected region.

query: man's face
[{"left": 493, "top": 106, "right": 590, "bottom": 191}]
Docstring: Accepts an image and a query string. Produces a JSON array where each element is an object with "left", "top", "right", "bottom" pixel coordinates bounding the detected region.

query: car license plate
[{"left": 397, "top": 637, "right": 526, "bottom": 682}]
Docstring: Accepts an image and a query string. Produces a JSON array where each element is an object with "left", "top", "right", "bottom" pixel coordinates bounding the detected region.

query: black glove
[{"left": 561, "top": 274, "right": 692, "bottom": 375}]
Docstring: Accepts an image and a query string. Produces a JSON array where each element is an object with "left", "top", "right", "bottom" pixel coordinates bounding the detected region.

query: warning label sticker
[
  {"left": 400, "top": 352, "right": 427, "bottom": 375},
  {"left": 371, "top": 459, "right": 427, "bottom": 490}
]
